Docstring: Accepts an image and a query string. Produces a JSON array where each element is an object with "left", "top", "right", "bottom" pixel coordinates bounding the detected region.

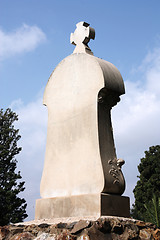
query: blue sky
[{"left": 1, "top": 0, "right": 160, "bottom": 221}]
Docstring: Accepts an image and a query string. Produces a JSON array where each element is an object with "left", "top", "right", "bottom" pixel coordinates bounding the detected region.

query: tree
[
  {"left": 0, "top": 108, "right": 28, "bottom": 225},
  {"left": 143, "top": 194, "right": 160, "bottom": 227},
  {"left": 132, "top": 145, "right": 160, "bottom": 222}
]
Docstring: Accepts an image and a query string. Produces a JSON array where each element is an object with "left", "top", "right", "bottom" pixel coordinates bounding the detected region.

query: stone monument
[{"left": 35, "top": 22, "right": 130, "bottom": 219}]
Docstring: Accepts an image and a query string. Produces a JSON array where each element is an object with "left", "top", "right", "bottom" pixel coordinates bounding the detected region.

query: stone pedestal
[{"left": 35, "top": 194, "right": 130, "bottom": 219}]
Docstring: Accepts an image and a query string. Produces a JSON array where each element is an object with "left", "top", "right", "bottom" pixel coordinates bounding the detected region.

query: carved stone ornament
[{"left": 70, "top": 21, "right": 95, "bottom": 55}]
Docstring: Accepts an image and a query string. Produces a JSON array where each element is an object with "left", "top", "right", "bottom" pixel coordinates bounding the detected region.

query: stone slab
[
  {"left": 35, "top": 193, "right": 130, "bottom": 219},
  {"left": 40, "top": 53, "right": 125, "bottom": 199}
]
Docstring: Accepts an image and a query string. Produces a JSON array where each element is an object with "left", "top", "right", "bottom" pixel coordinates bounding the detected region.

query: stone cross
[{"left": 70, "top": 21, "right": 95, "bottom": 54}]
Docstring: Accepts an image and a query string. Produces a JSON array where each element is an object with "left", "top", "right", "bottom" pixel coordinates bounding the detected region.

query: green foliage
[
  {"left": 131, "top": 145, "right": 160, "bottom": 222},
  {"left": 0, "top": 108, "right": 28, "bottom": 225},
  {"left": 143, "top": 194, "right": 160, "bottom": 227}
]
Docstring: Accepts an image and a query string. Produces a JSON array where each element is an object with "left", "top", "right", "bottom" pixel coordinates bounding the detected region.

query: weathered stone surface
[
  {"left": 139, "top": 229, "right": 154, "bottom": 240},
  {"left": 94, "top": 218, "right": 112, "bottom": 233},
  {"left": 56, "top": 222, "right": 67, "bottom": 229},
  {"left": 66, "top": 222, "right": 77, "bottom": 230},
  {"left": 110, "top": 219, "right": 123, "bottom": 234},
  {"left": 38, "top": 223, "right": 50, "bottom": 229},
  {"left": 71, "top": 220, "right": 91, "bottom": 234},
  {"left": 154, "top": 228, "right": 160, "bottom": 238},
  {"left": 34, "top": 232, "right": 56, "bottom": 240},
  {"left": 35, "top": 193, "right": 130, "bottom": 219},
  {"left": 122, "top": 222, "right": 139, "bottom": 239},
  {"left": 10, "top": 232, "right": 34, "bottom": 240},
  {"left": 77, "top": 234, "right": 90, "bottom": 240},
  {"left": 0, "top": 226, "right": 10, "bottom": 240},
  {"left": 1, "top": 217, "right": 160, "bottom": 239},
  {"left": 10, "top": 226, "right": 24, "bottom": 235},
  {"left": 136, "top": 221, "right": 157, "bottom": 230}
]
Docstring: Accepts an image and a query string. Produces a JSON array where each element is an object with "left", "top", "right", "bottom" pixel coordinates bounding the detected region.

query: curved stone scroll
[
  {"left": 40, "top": 53, "right": 126, "bottom": 199},
  {"left": 98, "top": 88, "right": 125, "bottom": 195}
]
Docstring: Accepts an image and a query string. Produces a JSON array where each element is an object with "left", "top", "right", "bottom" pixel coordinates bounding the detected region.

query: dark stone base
[
  {"left": 101, "top": 193, "right": 130, "bottom": 217},
  {"left": 35, "top": 193, "right": 130, "bottom": 219}
]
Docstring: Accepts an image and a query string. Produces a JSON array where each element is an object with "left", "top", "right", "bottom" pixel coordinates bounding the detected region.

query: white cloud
[
  {"left": 10, "top": 45, "right": 160, "bottom": 220},
  {"left": 0, "top": 24, "right": 46, "bottom": 60},
  {"left": 112, "top": 46, "right": 160, "bottom": 205},
  {"left": 10, "top": 94, "right": 48, "bottom": 220}
]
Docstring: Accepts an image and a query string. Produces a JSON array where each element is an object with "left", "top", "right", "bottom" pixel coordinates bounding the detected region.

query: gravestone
[{"left": 35, "top": 22, "right": 130, "bottom": 219}]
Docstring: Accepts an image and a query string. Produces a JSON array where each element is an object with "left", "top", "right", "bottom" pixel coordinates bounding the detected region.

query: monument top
[{"left": 70, "top": 21, "right": 95, "bottom": 55}]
